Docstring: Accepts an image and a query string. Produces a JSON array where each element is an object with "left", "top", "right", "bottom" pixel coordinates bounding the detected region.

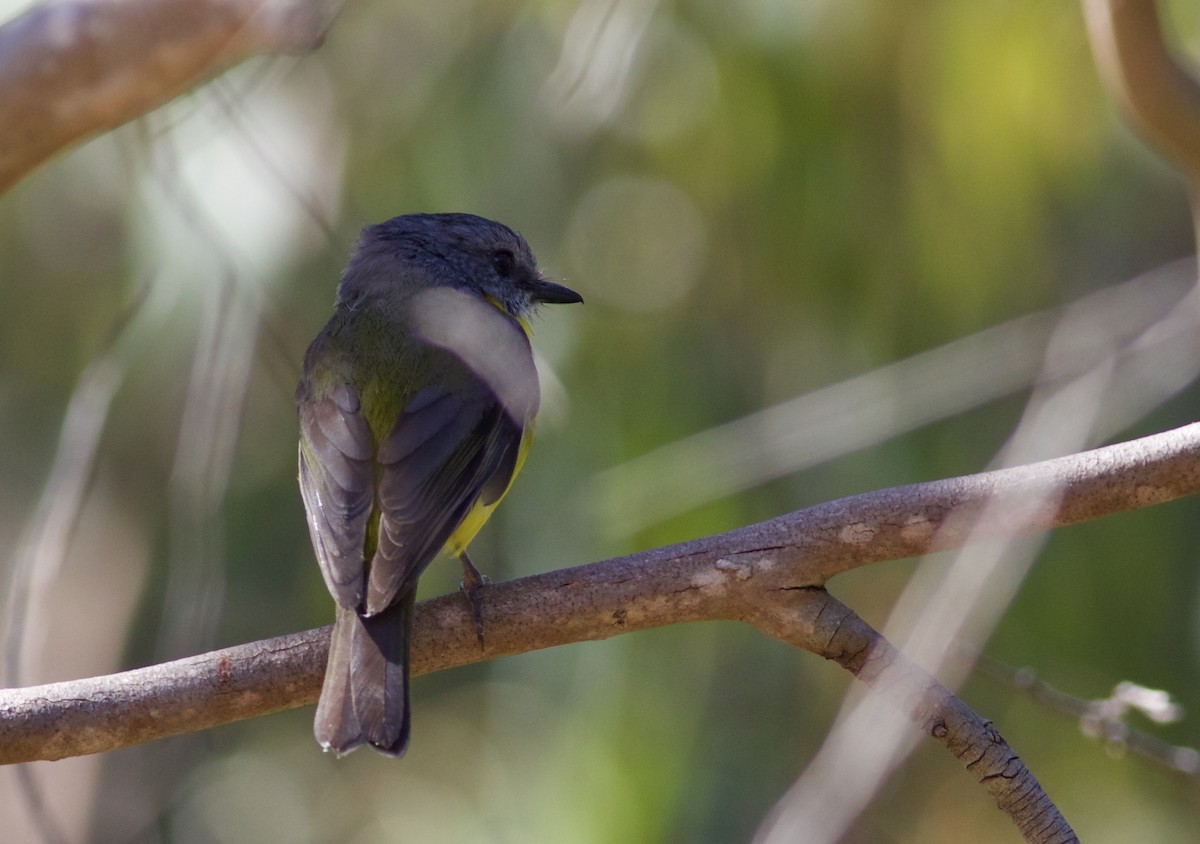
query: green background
[{"left": 1, "top": 0, "right": 1199, "bottom": 841}]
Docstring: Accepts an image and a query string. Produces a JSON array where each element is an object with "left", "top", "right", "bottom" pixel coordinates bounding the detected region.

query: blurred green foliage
[{"left": 1, "top": 0, "right": 1199, "bottom": 841}]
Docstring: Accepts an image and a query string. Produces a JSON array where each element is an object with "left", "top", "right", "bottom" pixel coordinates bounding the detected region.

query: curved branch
[
  {"left": 1083, "top": 0, "right": 1200, "bottom": 189},
  {"left": 2, "top": 422, "right": 1199, "bottom": 767},
  {"left": 750, "top": 591, "right": 1078, "bottom": 844},
  {"left": 0, "top": 0, "right": 346, "bottom": 194}
]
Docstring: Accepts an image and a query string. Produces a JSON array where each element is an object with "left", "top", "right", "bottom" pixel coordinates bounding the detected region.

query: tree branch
[
  {"left": 978, "top": 657, "right": 1200, "bottom": 783},
  {"left": 1083, "top": 0, "right": 1200, "bottom": 192},
  {"left": 0, "top": 0, "right": 346, "bottom": 194},
  {"left": 3, "top": 422, "right": 1200, "bottom": 768},
  {"left": 750, "top": 592, "right": 1078, "bottom": 843}
]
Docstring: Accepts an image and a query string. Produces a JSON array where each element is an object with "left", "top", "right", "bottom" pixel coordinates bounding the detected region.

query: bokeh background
[{"left": 2, "top": 0, "right": 1200, "bottom": 841}]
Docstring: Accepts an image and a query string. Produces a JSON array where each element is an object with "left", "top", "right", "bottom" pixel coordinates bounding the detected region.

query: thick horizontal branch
[
  {"left": 0, "top": 0, "right": 345, "bottom": 194},
  {"left": 2, "top": 422, "right": 1200, "bottom": 764},
  {"left": 749, "top": 418, "right": 1200, "bottom": 583}
]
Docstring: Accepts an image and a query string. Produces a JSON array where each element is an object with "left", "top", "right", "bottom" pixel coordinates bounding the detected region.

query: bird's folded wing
[
  {"left": 366, "top": 380, "right": 523, "bottom": 614},
  {"left": 298, "top": 383, "right": 375, "bottom": 609}
]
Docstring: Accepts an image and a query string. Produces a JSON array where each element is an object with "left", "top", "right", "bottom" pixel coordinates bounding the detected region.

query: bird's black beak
[{"left": 530, "top": 277, "right": 584, "bottom": 305}]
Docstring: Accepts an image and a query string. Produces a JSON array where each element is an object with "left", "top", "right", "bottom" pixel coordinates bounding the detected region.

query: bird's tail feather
[{"left": 314, "top": 592, "right": 413, "bottom": 757}]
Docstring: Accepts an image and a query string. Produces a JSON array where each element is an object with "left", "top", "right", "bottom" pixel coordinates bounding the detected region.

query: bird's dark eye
[{"left": 492, "top": 249, "right": 516, "bottom": 277}]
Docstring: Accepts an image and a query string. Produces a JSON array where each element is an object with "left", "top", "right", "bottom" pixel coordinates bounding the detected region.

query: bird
[{"left": 296, "top": 212, "right": 582, "bottom": 756}]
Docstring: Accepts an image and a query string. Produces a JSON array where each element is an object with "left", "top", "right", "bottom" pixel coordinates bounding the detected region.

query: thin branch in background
[
  {"left": 139, "top": 128, "right": 261, "bottom": 662},
  {"left": 3, "top": 357, "right": 121, "bottom": 683},
  {"left": 208, "top": 76, "right": 340, "bottom": 245},
  {"left": 539, "top": 0, "right": 661, "bottom": 137},
  {"left": 204, "top": 72, "right": 347, "bottom": 404},
  {"left": 589, "top": 258, "right": 1196, "bottom": 538},
  {"left": 0, "top": 281, "right": 151, "bottom": 844},
  {"left": 0, "top": 279, "right": 154, "bottom": 683},
  {"left": 977, "top": 657, "right": 1200, "bottom": 784},
  {"left": 159, "top": 273, "right": 255, "bottom": 660}
]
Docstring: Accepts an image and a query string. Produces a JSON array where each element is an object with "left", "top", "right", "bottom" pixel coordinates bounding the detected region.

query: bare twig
[
  {"left": 2, "top": 421, "right": 1199, "bottom": 768},
  {"left": 979, "top": 658, "right": 1200, "bottom": 783},
  {"left": 0, "top": 0, "right": 346, "bottom": 194}
]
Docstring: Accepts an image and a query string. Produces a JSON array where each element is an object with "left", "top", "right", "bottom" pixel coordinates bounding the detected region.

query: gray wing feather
[{"left": 298, "top": 383, "right": 375, "bottom": 609}]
